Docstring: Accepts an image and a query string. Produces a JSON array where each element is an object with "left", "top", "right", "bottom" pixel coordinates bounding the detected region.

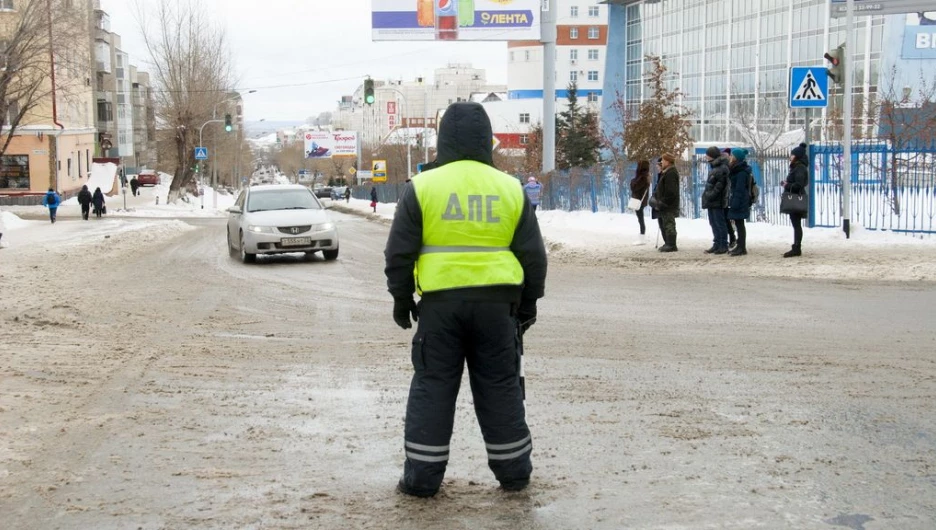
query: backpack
[{"left": 748, "top": 172, "right": 759, "bottom": 207}]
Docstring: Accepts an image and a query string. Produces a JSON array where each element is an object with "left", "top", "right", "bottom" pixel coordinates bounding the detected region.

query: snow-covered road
[{"left": 1, "top": 211, "right": 934, "bottom": 528}]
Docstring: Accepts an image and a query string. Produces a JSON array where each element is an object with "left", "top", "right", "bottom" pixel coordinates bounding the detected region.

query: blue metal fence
[{"left": 355, "top": 144, "right": 936, "bottom": 237}]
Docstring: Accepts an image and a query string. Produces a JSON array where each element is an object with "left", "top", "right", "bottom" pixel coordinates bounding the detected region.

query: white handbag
[{"left": 627, "top": 189, "right": 648, "bottom": 211}]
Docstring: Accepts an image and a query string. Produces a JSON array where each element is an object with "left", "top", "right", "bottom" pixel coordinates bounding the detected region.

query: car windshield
[{"left": 247, "top": 189, "right": 321, "bottom": 212}]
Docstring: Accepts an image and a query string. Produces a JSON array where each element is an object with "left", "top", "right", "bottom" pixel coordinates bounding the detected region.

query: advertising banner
[
  {"left": 304, "top": 131, "right": 359, "bottom": 159},
  {"left": 372, "top": 0, "right": 541, "bottom": 41},
  {"left": 902, "top": 12, "right": 936, "bottom": 59}
]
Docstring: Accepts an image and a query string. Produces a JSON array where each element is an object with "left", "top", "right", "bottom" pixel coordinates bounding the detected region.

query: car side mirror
[{"left": 227, "top": 206, "right": 242, "bottom": 214}]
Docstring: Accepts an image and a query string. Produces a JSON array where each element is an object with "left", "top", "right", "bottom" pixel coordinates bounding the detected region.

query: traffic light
[
  {"left": 224, "top": 113, "right": 233, "bottom": 132},
  {"left": 364, "top": 78, "right": 375, "bottom": 105},
  {"left": 824, "top": 44, "right": 846, "bottom": 85}
]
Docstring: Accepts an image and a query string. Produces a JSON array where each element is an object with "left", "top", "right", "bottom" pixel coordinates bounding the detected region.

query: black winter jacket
[
  {"left": 77, "top": 189, "right": 92, "bottom": 206},
  {"left": 784, "top": 159, "right": 809, "bottom": 195},
  {"left": 92, "top": 190, "right": 105, "bottom": 208},
  {"left": 384, "top": 102, "right": 547, "bottom": 304},
  {"left": 651, "top": 165, "right": 680, "bottom": 215},
  {"left": 701, "top": 155, "right": 730, "bottom": 210}
]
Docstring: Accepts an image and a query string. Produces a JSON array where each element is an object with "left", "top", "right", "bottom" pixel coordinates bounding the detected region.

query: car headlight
[
  {"left": 315, "top": 222, "right": 335, "bottom": 231},
  {"left": 247, "top": 225, "right": 274, "bottom": 233}
]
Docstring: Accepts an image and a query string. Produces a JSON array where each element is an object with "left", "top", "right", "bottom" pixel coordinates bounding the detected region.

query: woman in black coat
[
  {"left": 92, "top": 187, "right": 106, "bottom": 218},
  {"left": 783, "top": 143, "right": 809, "bottom": 258},
  {"left": 727, "top": 149, "right": 753, "bottom": 256},
  {"left": 629, "top": 160, "right": 651, "bottom": 241},
  {"left": 77, "top": 185, "right": 93, "bottom": 220}
]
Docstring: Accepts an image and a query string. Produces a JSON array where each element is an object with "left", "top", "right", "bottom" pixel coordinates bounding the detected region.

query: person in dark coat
[
  {"left": 92, "top": 187, "right": 106, "bottom": 218},
  {"left": 783, "top": 143, "right": 809, "bottom": 258},
  {"left": 130, "top": 177, "right": 139, "bottom": 196},
  {"left": 722, "top": 147, "right": 737, "bottom": 249},
  {"left": 650, "top": 153, "right": 680, "bottom": 252},
  {"left": 370, "top": 186, "right": 378, "bottom": 213},
  {"left": 701, "top": 147, "right": 730, "bottom": 254},
  {"left": 384, "top": 102, "right": 547, "bottom": 498},
  {"left": 344, "top": 185, "right": 352, "bottom": 203},
  {"left": 77, "top": 185, "right": 93, "bottom": 220},
  {"left": 727, "top": 148, "right": 753, "bottom": 256},
  {"left": 629, "top": 160, "right": 651, "bottom": 242}
]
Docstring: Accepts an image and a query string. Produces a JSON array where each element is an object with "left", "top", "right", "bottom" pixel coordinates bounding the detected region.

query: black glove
[
  {"left": 393, "top": 297, "right": 419, "bottom": 329},
  {"left": 648, "top": 197, "right": 660, "bottom": 210},
  {"left": 516, "top": 299, "right": 537, "bottom": 335}
]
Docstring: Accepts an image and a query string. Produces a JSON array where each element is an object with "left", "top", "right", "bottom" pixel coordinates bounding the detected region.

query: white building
[
  {"left": 332, "top": 63, "right": 506, "bottom": 148},
  {"left": 507, "top": 0, "right": 608, "bottom": 107}
]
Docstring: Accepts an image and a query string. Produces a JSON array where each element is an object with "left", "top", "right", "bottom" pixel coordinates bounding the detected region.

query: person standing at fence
[
  {"left": 650, "top": 154, "right": 680, "bottom": 252},
  {"left": 370, "top": 186, "right": 378, "bottom": 213},
  {"left": 630, "top": 160, "right": 652, "bottom": 245},
  {"left": 701, "top": 147, "right": 730, "bottom": 254},
  {"left": 727, "top": 149, "right": 753, "bottom": 256},
  {"left": 783, "top": 143, "right": 809, "bottom": 258},
  {"left": 722, "top": 148, "right": 737, "bottom": 249},
  {"left": 524, "top": 177, "right": 543, "bottom": 211}
]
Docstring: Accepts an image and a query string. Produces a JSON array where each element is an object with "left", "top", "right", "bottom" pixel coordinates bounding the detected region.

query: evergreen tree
[{"left": 556, "top": 83, "right": 602, "bottom": 170}]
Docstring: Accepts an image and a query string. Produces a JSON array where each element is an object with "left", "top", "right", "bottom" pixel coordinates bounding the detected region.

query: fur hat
[
  {"left": 730, "top": 148, "right": 748, "bottom": 162},
  {"left": 791, "top": 142, "right": 808, "bottom": 160},
  {"left": 661, "top": 153, "right": 676, "bottom": 164},
  {"left": 705, "top": 146, "right": 721, "bottom": 159}
]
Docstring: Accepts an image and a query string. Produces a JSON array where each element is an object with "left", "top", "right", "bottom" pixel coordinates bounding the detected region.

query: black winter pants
[
  {"left": 735, "top": 218, "right": 747, "bottom": 250},
  {"left": 789, "top": 213, "right": 804, "bottom": 247},
  {"left": 635, "top": 207, "right": 646, "bottom": 235},
  {"left": 401, "top": 300, "right": 532, "bottom": 495},
  {"left": 81, "top": 204, "right": 90, "bottom": 220}
]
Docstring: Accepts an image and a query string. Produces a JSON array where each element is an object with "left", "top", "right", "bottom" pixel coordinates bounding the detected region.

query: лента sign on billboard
[{"left": 372, "top": 0, "right": 541, "bottom": 41}]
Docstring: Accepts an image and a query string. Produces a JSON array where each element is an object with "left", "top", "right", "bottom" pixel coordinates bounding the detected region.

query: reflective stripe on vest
[{"left": 412, "top": 160, "right": 524, "bottom": 294}]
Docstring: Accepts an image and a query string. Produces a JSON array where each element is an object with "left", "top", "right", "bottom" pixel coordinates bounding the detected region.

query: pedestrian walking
[
  {"left": 370, "top": 186, "right": 378, "bottom": 213},
  {"left": 723, "top": 148, "right": 737, "bottom": 249},
  {"left": 77, "top": 185, "right": 93, "bottom": 220},
  {"left": 92, "top": 187, "right": 106, "bottom": 218},
  {"left": 783, "top": 143, "right": 809, "bottom": 258},
  {"left": 649, "top": 153, "right": 680, "bottom": 252},
  {"left": 523, "top": 176, "right": 543, "bottom": 211},
  {"left": 344, "top": 185, "right": 352, "bottom": 203},
  {"left": 701, "top": 147, "right": 730, "bottom": 254},
  {"left": 629, "top": 160, "right": 651, "bottom": 245},
  {"left": 727, "top": 148, "right": 753, "bottom": 256},
  {"left": 384, "top": 102, "right": 547, "bottom": 498},
  {"left": 42, "top": 188, "right": 61, "bottom": 223},
  {"left": 130, "top": 177, "right": 139, "bottom": 197}
]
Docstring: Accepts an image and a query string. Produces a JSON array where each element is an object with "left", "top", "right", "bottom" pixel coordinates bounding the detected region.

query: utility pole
[
  {"left": 541, "top": 0, "right": 556, "bottom": 174},
  {"left": 842, "top": 0, "right": 854, "bottom": 238}
]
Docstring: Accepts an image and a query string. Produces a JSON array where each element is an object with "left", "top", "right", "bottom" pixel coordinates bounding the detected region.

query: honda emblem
[{"left": 291, "top": 227, "right": 298, "bottom": 234}]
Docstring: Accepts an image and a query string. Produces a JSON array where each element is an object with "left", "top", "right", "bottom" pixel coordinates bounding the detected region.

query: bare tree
[
  {"left": 133, "top": 0, "right": 234, "bottom": 202},
  {"left": 606, "top": 56, "right": 694, "bottom": 162},
  {"left": 733, "top": 91, "right": 793, "bottom": 153},
  {"left": 521, "top": 123, "right": 543, "bottom": 175},
  {"left": 0, "top": 0, "right": 89, "bottom": 159}
]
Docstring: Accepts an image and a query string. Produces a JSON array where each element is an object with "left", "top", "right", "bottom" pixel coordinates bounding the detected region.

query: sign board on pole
[
  {"left": 348, "top": 167, "right": 357, "bottom": 176},
  {"left": 371, "top": 0, "right": 541, "bottom": 41},
  {"left": 304, "top": 131, "right": 359, "bottom": 159},
  {"left": 372, "top": 160, "right": 388, "bottom": 182},
  {"left": 358, "top": 170, "right": 373, "bottom": 180},
  {"left": 194, "top": 147, "right": 209, "bottom": 160},
  {"left": 831, "top": 0, "right": 935, "bottom": 17},
  {"left": 789, "top": 67, "right": 829, "bottom": 108},
  {"left": 389, "top": 114, "right": 397, "bottom": 128},
  {"left": 387, "top": 101, "right": 397, "bottom": 115}
]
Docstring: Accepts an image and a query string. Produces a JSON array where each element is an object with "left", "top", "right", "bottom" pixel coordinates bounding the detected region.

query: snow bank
[
  {"left": 1, "top": 211, "right": 30, "bottom": 230},
  {"left": 89, "top": 163, "right": 119, "bottom": 196}
]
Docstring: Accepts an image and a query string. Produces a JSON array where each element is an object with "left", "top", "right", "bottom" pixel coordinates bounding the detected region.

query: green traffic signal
[
  {"left": 364, "top": 78, "right": 375, "bottom": 105},
  {"left": 224, "top": 113, "right": 233, "bottom": 132}
]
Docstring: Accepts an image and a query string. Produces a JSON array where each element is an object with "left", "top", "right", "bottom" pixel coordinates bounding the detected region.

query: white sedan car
[{"left": 226, "top": 185, "right": 339, "bottom": 263}]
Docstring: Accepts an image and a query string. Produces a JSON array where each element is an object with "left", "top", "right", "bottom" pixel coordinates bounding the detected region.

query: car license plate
[{"left": 281, "top": 237, "right": 312, "bottom": 247}]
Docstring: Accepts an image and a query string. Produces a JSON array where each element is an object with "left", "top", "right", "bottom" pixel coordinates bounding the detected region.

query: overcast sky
[{"left": 101, "top": 0, "right": 509, "bottom": 122}]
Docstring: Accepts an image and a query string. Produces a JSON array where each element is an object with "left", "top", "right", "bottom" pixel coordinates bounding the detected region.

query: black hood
[{"left": 434, "top": 102, "right": 494, "bottom": 168}]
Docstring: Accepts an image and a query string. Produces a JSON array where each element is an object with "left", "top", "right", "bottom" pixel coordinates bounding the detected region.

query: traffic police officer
[{"left": 384, "top": 102, "right": 547, "bottom": 497}]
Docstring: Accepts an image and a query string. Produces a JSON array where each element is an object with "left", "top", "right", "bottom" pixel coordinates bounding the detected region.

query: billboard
[
  {"left": 903, "top": 12, "right": 936, "bottom": 59},
  {"left": 304, "top": 131, "right": 358, "bottom": 159},
  {"left": 372, "top": 0, "right": 541, "bottom": 41}
]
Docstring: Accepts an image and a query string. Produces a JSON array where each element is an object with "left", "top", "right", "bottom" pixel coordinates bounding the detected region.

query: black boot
[
  {"left": 670, "top": 234, "right": 678, "bottom": 252},
  {"left": 704, "top": 245, "right": 717, "bottom": 254},
  {"left": 729, "top": 244, "right": 747, "bottom": 256},
  {"left": 783, "top": 244, "right": 801, "bottom": 258},
  {"left": 658, "top": 234, "right": 675, "bottom": 252}
]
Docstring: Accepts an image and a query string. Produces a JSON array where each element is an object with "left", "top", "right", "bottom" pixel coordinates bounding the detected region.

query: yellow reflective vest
[{"left": 412, "top": 160, "right": 525, "bottom": 294}]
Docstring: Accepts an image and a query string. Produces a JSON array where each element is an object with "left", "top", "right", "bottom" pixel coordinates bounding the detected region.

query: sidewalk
[{"left": 328, "top": 198, "right": 936, "bottom": 282}]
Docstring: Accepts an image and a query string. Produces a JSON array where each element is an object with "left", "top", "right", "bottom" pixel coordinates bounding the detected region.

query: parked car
[
  {"left": 226, "top": 184, "right": 339, "bottom": 263},
  {"left": 330, "top": 186, "right": 348, "bottom": 200},
  {"left": 313, "top": 186, "right": 333, "bottom": 199},
  {"left": 137, "top": 171, "right": 159, "bottom": 187}
]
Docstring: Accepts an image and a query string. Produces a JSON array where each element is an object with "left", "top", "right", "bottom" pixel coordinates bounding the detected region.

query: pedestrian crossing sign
[
  {"left": 789, "top": 67, "right": 828, "bottom": 109},
  {"left": 194, "top": 146, "right": 209, "bottom": 160}
]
